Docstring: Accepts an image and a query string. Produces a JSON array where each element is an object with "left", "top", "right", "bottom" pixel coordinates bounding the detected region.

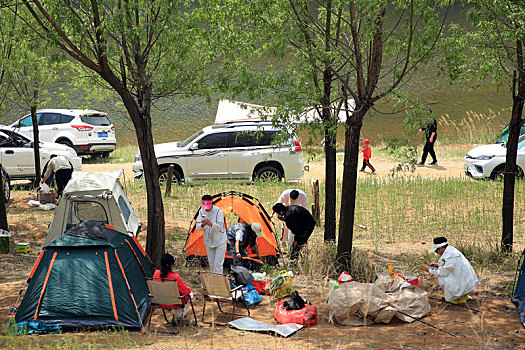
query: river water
[{"left": 0, "top": 6, "right": 513, "bottom": 147}]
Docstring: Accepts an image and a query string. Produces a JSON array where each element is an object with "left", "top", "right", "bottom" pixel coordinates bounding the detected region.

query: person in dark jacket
[
  {"left": 417, "top": 109, "right": 438, "bottom": 166},
  {"left": 226, "top": 222, "right": 262, "bottom": 264},
  {"left": 272, "top": 203, "right": 316, "bottom": 260}
]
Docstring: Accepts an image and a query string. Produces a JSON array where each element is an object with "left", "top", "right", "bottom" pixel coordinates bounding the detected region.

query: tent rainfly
[
  {"left": 15, "top": 220, "right": 153, "bottom": 329},
  {"left": 184, "top": 191, "right": 280, "bottom": 266},
  {"left": 42, "top": 170, "right": 140, "bottom": 248}
]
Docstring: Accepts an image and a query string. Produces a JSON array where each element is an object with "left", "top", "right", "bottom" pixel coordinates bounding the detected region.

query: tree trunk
[
  {"left": 324, "top": 127, "right": 337, "bottom": 241},
  {"left": 337, "top": 109, "right": 365, "bottom": 268},
  {"left": 501, "top": 70, "right": 525, "bottom": 252},
  {"left": 0, "top": 176, "right": 7, "bottom": 231},
  {"left": 30, "top": 100, "right": 41, "bottom": 188},
  {"left": 104, "top": 72, "right": 165, "bottom": 268}
]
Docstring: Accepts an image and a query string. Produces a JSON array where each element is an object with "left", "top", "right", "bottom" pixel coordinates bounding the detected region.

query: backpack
[{"left": 230, "top": 265, "right": 254, "bottom": 286}]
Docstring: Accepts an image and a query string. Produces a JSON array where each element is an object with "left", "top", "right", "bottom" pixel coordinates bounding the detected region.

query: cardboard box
[{"left": 38, "top": 191, "right": 56, "bottom": 204}]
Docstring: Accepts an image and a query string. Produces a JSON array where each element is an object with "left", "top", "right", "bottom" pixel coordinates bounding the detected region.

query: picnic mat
[{"left": 229, "top": 317, "right": 304, "bottom": 337}]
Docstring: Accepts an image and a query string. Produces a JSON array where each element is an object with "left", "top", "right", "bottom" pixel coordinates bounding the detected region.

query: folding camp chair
[
  {"left": 199, "top": 271, "right": 250, "bottom": 325},
  {"left": 146, "top": 278, "right": 197, "bottom": 333}
]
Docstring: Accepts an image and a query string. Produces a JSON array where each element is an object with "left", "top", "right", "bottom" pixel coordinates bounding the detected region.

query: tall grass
[
  {"left": 438, "top": 109, "right": 508, "bottom": 145},
  {"left": 123, "top": 173, "right": 524, "bottom": 279}
]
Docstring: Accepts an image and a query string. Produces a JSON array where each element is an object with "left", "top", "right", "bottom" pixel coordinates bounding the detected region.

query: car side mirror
[{"left": 190, "top": 143, "right": 198, "bottom": 151}]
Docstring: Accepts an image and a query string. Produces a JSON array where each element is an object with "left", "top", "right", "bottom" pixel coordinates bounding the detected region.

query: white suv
[
  {"left": 133, "top": 122, "right": 304, "bottom": 183},
  {"left": 0, "top": 128, "right": 82, "bottom": 181},
  {"left": 11, "top": 109, "right": 116, "bottom": 156}
]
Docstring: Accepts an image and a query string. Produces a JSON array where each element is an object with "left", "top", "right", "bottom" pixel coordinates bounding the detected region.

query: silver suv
[
  {"left": 11, "top": 109, "right": 116, "bottom": 156},
  {"left": 133, "top": 122, "right": 304, "bottom": 183}
]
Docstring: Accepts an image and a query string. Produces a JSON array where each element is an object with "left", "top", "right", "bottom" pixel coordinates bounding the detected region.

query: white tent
[
  {"left": 42, "top": 170, "right": 141, "bottom": 248},
  {"left": 214, "top": 99, "right": 355, "bottom": 124}
]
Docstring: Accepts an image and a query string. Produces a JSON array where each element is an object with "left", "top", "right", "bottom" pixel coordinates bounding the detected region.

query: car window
[
  {"left": 60, "top": 114, "right": 75, "bottom": 124},
  {"left": 231, "top": 130, "right": 277, "bottom": 147},
  {"left": 18, "top": 115, "right": 35, "bottom": 127},
  {"left": 0, "top": 130, "right": 28, "bottom": 147},
  {"left": 519, "top": 139, "right": 525, "bottom": 150},
  {"left": 80, "top": 114, "right": 111, "bottom": 126},
  {"left": 181, "top": 130, "right": 204, "bottom": 148},
  {"left": 39, "top": 113, "right": 62, "bottom": 126},
  {"left": 197, "top": 132, "right": 228, "bottom": 149},
  {"left": 231, "top": 131, "right": 257, "bottom": 147}
]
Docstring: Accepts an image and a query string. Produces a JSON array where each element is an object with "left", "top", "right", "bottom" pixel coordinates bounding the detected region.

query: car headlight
[
  {"left": 134, "top": 152, "right": 141, "bottom": 162},
  {"left": 466, "top": 154, "right": 495, "bottom": 160}
]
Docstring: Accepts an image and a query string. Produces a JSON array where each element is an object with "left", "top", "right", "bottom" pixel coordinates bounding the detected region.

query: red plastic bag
[
  {"left": 274, "top": 300, "right": 318, "bottom": 327},
  {"left": 337, "top": 271, "right": 354, "bottom": 284},
  {"left": 252, "top": 279, "right": 271, "bottom": 295}
]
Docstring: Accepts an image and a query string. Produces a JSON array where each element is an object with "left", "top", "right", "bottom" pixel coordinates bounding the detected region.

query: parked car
[
  {"left": 497, "top": 124, "right": 525, "bottom": 143},
  {"left": 133, "top": 122, "right": 305, "bottom": 183},
  {"left": 10, "top": 109, "right": 116, "bottom": 156},
  {"left": 1, "top": 164, "right": 10, "bottom": 202},
  {"left": 464, "top": 134, "right": 525, "bottom": 180},
  {"left": 0, "top": 128, "right": 82, "bottom": 181}
]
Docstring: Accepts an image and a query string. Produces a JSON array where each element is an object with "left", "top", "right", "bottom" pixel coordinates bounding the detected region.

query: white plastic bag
[{"left": 38, "top": 183, "right": 51, "bottom": 193}]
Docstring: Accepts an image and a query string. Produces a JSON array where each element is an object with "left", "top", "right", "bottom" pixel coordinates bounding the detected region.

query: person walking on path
[
  {"left": 40, "top": 155, "right": 73, "bottom": 196},
  {"left": 424, "top": 237, "right": 480, "bottom": 303},
  {"left": 417, "top": 109, "right": 438, "bottom": 166},
  {"left": 359, "top": 139, "right": 375, "bottom": 173},
  {"left": 197, "top": 194, "right": 226, "bottom": 274},
  {"left": 272, "top": 203, "right": 316, "bottom": 261}
]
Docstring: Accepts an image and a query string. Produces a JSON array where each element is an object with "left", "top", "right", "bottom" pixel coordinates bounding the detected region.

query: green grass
[{"left": 81, "top": 145, "right": 137, "bottom": 164}]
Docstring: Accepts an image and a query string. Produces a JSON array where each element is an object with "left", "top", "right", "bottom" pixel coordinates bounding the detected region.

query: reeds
[{"left": 438, "top": 109, "right": 508, "bottom": 145}]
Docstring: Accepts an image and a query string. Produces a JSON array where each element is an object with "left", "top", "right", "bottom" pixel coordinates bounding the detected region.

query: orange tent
[{"left": 183, "top": 191, "right": 280, "bottom": 266}]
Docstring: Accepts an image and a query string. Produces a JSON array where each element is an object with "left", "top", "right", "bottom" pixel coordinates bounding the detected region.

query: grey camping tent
[{"left": 42, "top": 171, "right": 140, "bottom": 248}]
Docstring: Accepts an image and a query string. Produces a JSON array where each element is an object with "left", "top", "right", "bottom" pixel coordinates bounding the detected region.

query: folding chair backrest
[
  {"left": 147, "top": 279, "right": 182, "bottom": 306},
  {"left": 199, "top": 272, "right": 232, "bottom": 299}
]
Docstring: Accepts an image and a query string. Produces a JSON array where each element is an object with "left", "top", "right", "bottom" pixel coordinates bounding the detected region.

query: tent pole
[{"left": 395, "top": 309, "right": 457, "bottom": 337}]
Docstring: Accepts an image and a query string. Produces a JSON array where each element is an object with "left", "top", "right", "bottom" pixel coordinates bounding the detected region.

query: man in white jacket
[
  {"left": 197, "top": 194, "right": 226, "bottom": 274},
  {"left": 425, "top": 237, "right": 480, "bottom": 303}
]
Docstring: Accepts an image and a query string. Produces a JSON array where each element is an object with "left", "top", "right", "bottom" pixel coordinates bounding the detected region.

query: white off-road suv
[
  {"left": 133, "top": 122, "right": 304, "bottom": 183},
  {"left": 10, "top": 109, "right": 116, "bottom": 156}
]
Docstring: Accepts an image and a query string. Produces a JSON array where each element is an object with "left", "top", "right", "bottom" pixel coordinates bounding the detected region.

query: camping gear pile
[
  {"left": 37, "top": 183, "right": 56, "bottom": 204},
  {"left": 274, "top": 291, "right": 318, "bottom": 327},
  {"left": 328, "top": 274, "right": 430, "bottom": 326}
]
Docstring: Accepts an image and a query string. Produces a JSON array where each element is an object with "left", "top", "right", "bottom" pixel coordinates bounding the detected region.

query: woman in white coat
[
  {"left": 425, "top": 237, "right": 480, "bottom": 303},
  {"left": 197, "top": 194, "right": 226, "bottom": 274}
]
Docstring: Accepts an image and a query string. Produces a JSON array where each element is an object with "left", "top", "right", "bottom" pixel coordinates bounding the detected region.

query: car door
[
  {"left": 185, "top": 132, "right": 229, "bottom": 180},
  {"left": 0, "top": 131, "right": 35, "bottom": 178},
  {"left": 37, "top": 112, "right": 62, "bottom": 142},
  {"left": 228, "top": 130, "right": 278, "bottom": 179}
]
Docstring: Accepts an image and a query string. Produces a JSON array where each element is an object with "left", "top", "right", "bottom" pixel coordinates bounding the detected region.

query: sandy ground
[{"left": 2, "top": 152, "right": 525, "bottom": 349}]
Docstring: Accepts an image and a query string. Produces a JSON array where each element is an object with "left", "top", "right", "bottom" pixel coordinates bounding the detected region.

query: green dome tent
[{"left": 15, "top": 221, "right": 153, "bottom": 330}]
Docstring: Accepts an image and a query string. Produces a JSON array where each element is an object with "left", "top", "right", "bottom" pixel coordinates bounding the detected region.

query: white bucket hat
[
  {"left": 251, "top": 223, "right": 263, "bottom": 237},
  {"left": 429, "top": 237, "right": 448, "bottom": 253}
]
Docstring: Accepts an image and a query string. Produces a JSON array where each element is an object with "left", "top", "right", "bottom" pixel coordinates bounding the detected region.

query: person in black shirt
[
  {"left": 272, "top": 203, "right": 316, "bottom": 260},
  {"left": 417, "top": 109, "right": 438, "bottom": 166}
]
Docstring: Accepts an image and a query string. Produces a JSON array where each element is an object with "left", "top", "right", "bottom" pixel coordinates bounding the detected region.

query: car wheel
[
  {"left": 57, "top": 139, "right": 74, "bottom": 148},
  {"left": 3, "top": 174, "right": 10, "bottom": 203},
  {"left": 255, "top": 166, "right": 282, "bottom": 182},
  {"left": 101, "top": 151, "right": 111, "bottom": 158},
  {"left": 490, "top": 166, "right": 505, "bottom": 181},
  {"left": 159, "top": 167, "right": 182, "bottom": 185}
]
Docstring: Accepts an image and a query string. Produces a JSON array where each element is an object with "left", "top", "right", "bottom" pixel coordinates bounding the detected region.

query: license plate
[{"left": 98, "top": 132, "right": 108, "bottom": 137}]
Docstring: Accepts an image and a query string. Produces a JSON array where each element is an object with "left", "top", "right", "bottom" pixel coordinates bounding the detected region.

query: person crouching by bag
[
  {"left": 153, "top": 253, "right": 193, "bottom": 321},
  {"left": 227, "top": 222, "right": 263, "bottom": 265}
]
